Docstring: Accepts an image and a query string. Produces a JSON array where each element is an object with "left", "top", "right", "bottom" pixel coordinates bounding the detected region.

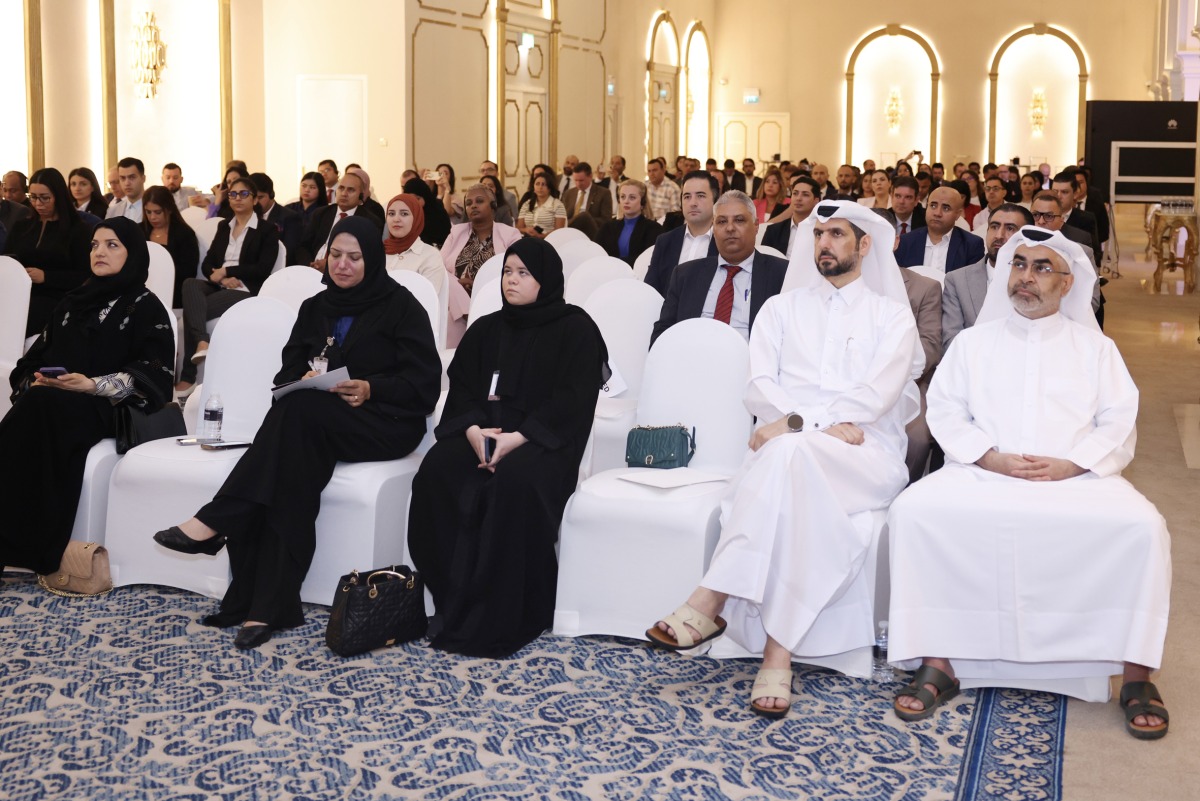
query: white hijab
[
  {"left": 977, "top": 226, "right": 1100, "bottom": 331},
  {"left": 782, "top": 199, "right": 925, "bottom": 422}
]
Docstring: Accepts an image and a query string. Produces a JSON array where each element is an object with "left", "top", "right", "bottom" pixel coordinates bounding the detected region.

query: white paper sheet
[
  {"left": 271, "top": 366, "right": 351, "bottom": 400},
  {"left": 599, "top": 361, "right": 628, "bottom": 398}
]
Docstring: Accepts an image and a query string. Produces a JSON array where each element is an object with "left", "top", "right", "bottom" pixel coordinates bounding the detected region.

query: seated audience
[
  {"left": 346, "top": 165, "right": 385, "bottom": 222},
  {"left": 959, "top": 170, "right": 983, "bottom": 226},
  {"left": 177, "top": 176, "right": 280, "bottom": 391},
  {"left": 69, "top": 167, "right": 109, "bottom": 219},
  {"left": 298, "top": 171, "right": 380, "bottom": 268},
  {"left": 645, "top": 201, "right": 922, "bottom": 719},
  {"left": 942, "top": 203, "right": 1031, "bottom": 347},
  {"left": 402, "top": 175, "right": 451, "bottom": 248},
  {"left": 250, "top": 172, "right": 301, "bottom": 258},
  {"left": 857, "top": 169, "right": 891, "bottom": 210},
  {"left": 285, "top": 171, "right": 329, "bottom": 229},
  {"left": 104, "top": 165, "right": 122, "bottom": 204},
  {"left": 442, "top": 182, "right": 521, "bottom": 295},
  {"left": 435, "top": 163, "right": 464, "bottom": 225},
  {"left": 4, "top": 167, "right": 92, "bottom": 337},
  {"left": 645, "top": 170, "right": 719, "bottom": 294},
  {"left": 384, "top": 193, "right": 445, "bottom": 294},
  {"left": 761, "top": 175, "right": 819, "bottom": 259},
  {"left": 1052, "top": 171, "right": 1102, "bottom": 256},
  {"left": 407, "top": 238, "right": 608, "bottom": 657},
  {"left": 887, "top": 228, "right": 1171, "bottom": 741},
  {"left": 651, "top": 190, "right": 787, "bottom": 345},
  {"left": 970, "top": 175, "right": 1009, "bottom": 237},
  {"left": 153, "top": 216, "right": 441, "bottom": 650},
  {"left": 141, "top": 185, "right": 200, "bottom": 307},
  {"left": 515, "top": 173, "right": 566, "bottom": 239},
  {"left": 597, "top": 179, "right": 663, "bottom": 266},
  {"left": 899, "top": 261, "right": 943, "bottom": 483},
  {"left": 0, "top": 189, "right": 32, "bottom": 234},
  {"left": 318, "top": 159, "right": 339, "bottom": 203},
  {"left": 0, "top": 218, "right": 173, "bottom": 575},
  {"left": 895, "top": 186, "right": 985, "bottom": 274},
  {"left": 561, "top": 162, "right": 613, "bottom": 239},
  {"left": 106, "top": 157, "right": 147, "bottom": 223},
  {"left": 204, "top": 164, "right": 251, "bottom": 220},
  {"left": 753, "top": 168, "right": 789, "bottom": 223},
  {"left": 1019, "top": 171, "right": 1041, "bottom": 208}
]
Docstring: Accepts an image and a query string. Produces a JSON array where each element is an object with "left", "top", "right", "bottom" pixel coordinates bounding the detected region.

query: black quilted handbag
[{"left": 325, "top": 565, "right": 427, "bottom": 657}]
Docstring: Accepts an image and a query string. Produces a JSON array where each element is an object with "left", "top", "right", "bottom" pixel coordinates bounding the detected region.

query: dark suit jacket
[
  {"left": 598, "top": 216, "right": 663, "bottom": 266},
  {"left": 1062, "top": 207, "right": 1101, "bottom": 256},
  {"left": 200, "top": 217, "right": 280, "bottom": 296},
  {"left": 820, "top": 184, "right": 840, "bottom": 200},
  {"left": 760, "top": 219, "right": 797, "bottom": 254},
  {"left": 297, "top": 205, "right": 383, "bottom": 265},
  {"left": 875, "top": 204, "right": 926, "bottom": 233},
  {"left": 596, "top": 174, "right": 628, "bottom": 189},
  {"left": 644, "top": 225, "right": 718, "bottom": 295},
  {"left": 726, "top": 173, "right": 747, "bottom": 194},
  {"left": 0, "top": 198, "right": 32, "bottom": 235},
  {"left": 561, "top": 184, "right": 614, "bottom": 238},
  {"left": 262, "top": 202, "right": 302, "bottom": 262},
  {"left": 895, "top": 228, "right": 985, "bottom": 273},
  {"left": 650, "top": 252, "right": 789, "bottom": 345}
]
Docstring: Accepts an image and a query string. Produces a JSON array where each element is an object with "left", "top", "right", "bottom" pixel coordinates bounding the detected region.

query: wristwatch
[{"left": 786, "top": 412, "right": 804, "bottom": 432}]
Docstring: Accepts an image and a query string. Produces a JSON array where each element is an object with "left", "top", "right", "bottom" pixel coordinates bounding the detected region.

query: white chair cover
[
  {"left": 104, "top": 297, "right": 297, "bottom": 597},
  {"left": 472, "top": 253, "right": 504, "bottom": 290},
  {"left": 555, "top": 240, "right": 606, "bottom": 272},
  {"left": 578, "top": 280, "right": 663, "bottom": 477},
  {"left": 755, "top": 224, "right": 767, "bottom": 245},
  {"left": 906, "top": 264, "right": 945, "bottom": 286},
  {"left": 632, "top": 246, "right": 655, "bottom": 281},
  {"left": 466, "top": 277, "right": 502, "bottom": 328},
  {"left": 756, "top": 244, "right": 785, "bottom": 260},
  {"left": 545, "top": 227, "right": 588, "bottom": 248},
  {"left": 0, "top": 257, "right": 32, "bottom": 418},
  {"left": 146, "top": 242, "right": 175, "bottom": 310},
  {"left": 193, "top": 217, "right": 222, "bottom": 253},
  {"left": 564, "top": 256, "right": 638, "bottom": 306},
  {"left": 180, "top": 206, "right": 208, "bottom": 228},
  {"left": 389, "top": 270, "right": 443, "bottom": 349},
  {"left": 258, "top": 265, "right": 326, "bottom": 311},
  {"left": 553, "top": 319, "right": 752, "bottom": 639},
  {"left": 271, "top": 243, "right": 288, "bottom": 274}
]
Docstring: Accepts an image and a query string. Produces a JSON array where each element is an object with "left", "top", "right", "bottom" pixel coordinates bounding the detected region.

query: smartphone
[
  {"left": 38, "top": 366, "right": 67, "bottom": 379},
  {"left": 201, "top": 441, "right": 252, "bottom": 451},
  {"left": 424, "top": 170, "right": 438, "bottom": 181},
  {"left": 533, "top": 226, "right": 544, "bottom": 234},
  {"left": 177, "top": 437, "right": 219, "bottom": 446},
  {"left": 483, "top": 436, "right": 495, "bottom": 463}
]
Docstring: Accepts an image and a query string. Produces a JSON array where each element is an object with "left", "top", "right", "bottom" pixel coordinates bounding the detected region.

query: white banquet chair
[
  {"left": 564, "top": 256, "right": 638, "bottom": 306},
  {"left": 545, "top": 227, "right": 588, "bottom": 248},
  {"left": 389, "top": 270, "right": 444, "bottom": 349},
  {"left": 472, "top": 253, "right": 504, "bottom": 290},
  {"left": 632, "top": 246, "right": 655, "bottom": 281},
  {"left": 466, "top": 277, "right": 503, "bottom": 327},
  {"left": 0, "top": 257, "right": 32, "bottom": 418},
  {"left": 258, "top": 264, "right": 325, "bottom": 310}
]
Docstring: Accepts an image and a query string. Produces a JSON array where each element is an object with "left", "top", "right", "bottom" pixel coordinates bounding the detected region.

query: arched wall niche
[
  {"left": 682, "top": 22, "right": 711, "bottom": 163},
  {"left": 845, "top": 25, "right": 941, "bottom": 165},
  {"left": 646, "top": 11, "right": 680, "bottom": 165}
]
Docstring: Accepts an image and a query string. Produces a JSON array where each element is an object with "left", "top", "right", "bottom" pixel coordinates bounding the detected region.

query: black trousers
[
  {"left": 195, "top": 390, "right": 425, "bottom": 627},
  {"left": 179, "top": 278, "right": 252, "bottom": 382}
]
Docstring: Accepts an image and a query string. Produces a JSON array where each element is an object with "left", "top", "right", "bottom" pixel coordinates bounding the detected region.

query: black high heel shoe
[
  {"left": 234, "top": 624, "right": 274, "bottom": 650},
  {"left": 153, "top": 526, "right": 226, "bottom": 556}
]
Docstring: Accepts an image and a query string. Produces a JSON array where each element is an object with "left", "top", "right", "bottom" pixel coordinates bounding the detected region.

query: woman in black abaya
[
  {"left": 0, "top": 218, "right": 174, "bottom": 574},
  {"left": 408, "top": 237, "right": 608, "bottom": 658},
  {"left": 154, "top": 216, "right": 442, "bottom": 650}
]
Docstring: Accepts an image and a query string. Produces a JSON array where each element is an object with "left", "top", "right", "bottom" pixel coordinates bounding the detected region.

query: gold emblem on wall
[{"left": 132, "top": 11, "right": 166, "bottom": 99}]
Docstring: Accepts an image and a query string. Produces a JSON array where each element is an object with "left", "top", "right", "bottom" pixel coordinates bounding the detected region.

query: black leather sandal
[
  {"left": 1120, "top": 681, "right": 1169, "bottom": 740},
  {"left": 894, "top": 664, "right": 960, "bottom": 722}
]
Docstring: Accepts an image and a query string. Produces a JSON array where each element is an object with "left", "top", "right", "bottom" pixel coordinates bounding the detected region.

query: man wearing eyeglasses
[
  {"left": 1029, "top": 191, "right": 1103, "bottom": 322},
  {"left": 887, "top": 227, "right": 1172, "bottom": 741},
  {"left": 297, "top": 170, "right": 381, "bottom": 269},
  {"left": 971, "top": 176, "right": 1010, "bottom": 237},
  {"left": 105, "top": 157, "right": 146, "bottom": 223}
]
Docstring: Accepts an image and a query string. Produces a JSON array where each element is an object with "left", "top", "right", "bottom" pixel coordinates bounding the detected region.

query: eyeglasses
[
  {"left": 27, "top": 193, "right": 53, "bottom": 204},
  {"left": 1010, "top": 259, "right": 1070, "bottom": 276},
  {"left": 227, "top": 190, "right": 253, "bottom": 200},
  {"left": 1031, "top": 211, "right": 1060, "bottom": 222}
]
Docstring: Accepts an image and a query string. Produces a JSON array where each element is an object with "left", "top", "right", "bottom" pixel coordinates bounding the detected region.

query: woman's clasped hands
[{"left": 466, "top": 424, "right": 527, "bottom": 472}]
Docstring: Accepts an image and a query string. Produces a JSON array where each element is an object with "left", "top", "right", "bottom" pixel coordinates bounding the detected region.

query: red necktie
[
  {"left": 900, "top": 222, "right": 908, "bottom": 235},
  {"left": 338, "top": 211, "right": 347, "bottom": 221},
  {"left": 328, "top": 188, "right": 335, "bottom": 203},
  {"left": 714, "top": 265, "right": 741, "bottom": 324}
]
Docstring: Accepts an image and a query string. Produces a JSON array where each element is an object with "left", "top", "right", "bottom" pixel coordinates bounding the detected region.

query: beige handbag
[{"left": 37, "top": 541, "right": 113, "bottom": 597}]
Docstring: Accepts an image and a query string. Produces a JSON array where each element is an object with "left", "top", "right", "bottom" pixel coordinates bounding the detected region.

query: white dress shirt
[
  {"left": 700, "top": 252, "right": 754, "bottom": 341},
  {"left": 679, "top": 225, "right": 713, "bottom": 264},
  {"left": 106, "top": 196, "right": 144, "bottom": 223},
  {"left": 923, "top": 234, "right": 951, "bottom": 273}
]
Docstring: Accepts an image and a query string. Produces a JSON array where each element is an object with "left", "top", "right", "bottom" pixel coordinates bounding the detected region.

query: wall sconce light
[
  {"left": 885, "top": 88, "right": 903, "bottom": 132},
  {"left": 132, "top": 11, "right": 166, "bottom": 99},
  {"left": 1029, "top": 89, "right": 1048, "bottom": 136}
]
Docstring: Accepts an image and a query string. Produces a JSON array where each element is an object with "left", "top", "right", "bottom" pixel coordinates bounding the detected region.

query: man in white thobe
[
  {"left": 647, "top": 201, "right": 923, "bottom": 718},
  {"left": 887, "top": 227, "right": 1171, "bottom": 739}
]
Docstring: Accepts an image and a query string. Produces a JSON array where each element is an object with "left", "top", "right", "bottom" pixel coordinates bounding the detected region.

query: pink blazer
[{"left": 440, "top": 222, "right": 523, "bottom": 322}]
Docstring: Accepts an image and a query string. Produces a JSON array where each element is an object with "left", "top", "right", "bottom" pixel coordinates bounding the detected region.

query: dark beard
[{"left": 817, "top": 253, "right": 856, "bottom": 277}]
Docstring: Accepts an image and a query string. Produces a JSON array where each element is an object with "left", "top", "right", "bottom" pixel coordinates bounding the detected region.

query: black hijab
[
  {"left": 403, "top": 177, "right": 451, "bottom": 247},
  {"left": 62, "top": 217, "right": 150, "bottom": 318},
  {"left": 495, "top": 238, "right": 610, "bottom": 393},
  {"left": 316, "top": 214, "right": 398, "bottom": 315}
]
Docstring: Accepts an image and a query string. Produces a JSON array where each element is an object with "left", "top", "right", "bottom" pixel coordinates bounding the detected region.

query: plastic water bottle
[
  {"left": 201, "top": 393, "right": 224, "bottom": 441},
  {"left": 872, "top": 620, "right": 894, "bottom": 683}
]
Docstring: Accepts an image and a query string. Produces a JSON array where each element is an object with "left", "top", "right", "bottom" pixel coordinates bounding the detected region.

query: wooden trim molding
[
  {"left": 218, "top": 0, "right": 233, "bottom": 167},
  {"left": 23, "top": 0, "right": 44, "bottom": 170},
  {"left": 99, "top": 0, "right": 117, "bottom": 168}
]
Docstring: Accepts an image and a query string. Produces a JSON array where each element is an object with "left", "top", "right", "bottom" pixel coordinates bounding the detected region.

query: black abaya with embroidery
[{"left": 408, "top": 304, "right": 606, "bottom": 658}]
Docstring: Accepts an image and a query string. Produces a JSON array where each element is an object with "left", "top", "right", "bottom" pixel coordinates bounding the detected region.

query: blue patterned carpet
[{"left": 0, "top": 573, "right": 1064, "bottom": 800}]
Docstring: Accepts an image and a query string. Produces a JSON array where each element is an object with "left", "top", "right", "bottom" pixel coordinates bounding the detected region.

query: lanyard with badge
[{"left": 310, "top": 336, "right": 335, "bottom": 375}]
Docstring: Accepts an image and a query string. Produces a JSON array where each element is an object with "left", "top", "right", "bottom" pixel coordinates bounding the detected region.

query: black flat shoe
[
  {"left": 153, "top": 526, "right": 226, "bottom": 556},
  {"left": 201, "top": 612, "right": 241, "bottom": 628},
  {"left": 234, "top": 624, "right": 273, "bottom": 650}
]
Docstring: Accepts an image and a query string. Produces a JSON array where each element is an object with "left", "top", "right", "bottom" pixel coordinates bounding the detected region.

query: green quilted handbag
[{"left": 625, "top": 424, "right": 696, "bottom": 468}]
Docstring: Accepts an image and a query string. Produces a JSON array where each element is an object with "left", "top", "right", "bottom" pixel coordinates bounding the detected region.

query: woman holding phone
[
  {"left": 0, "top": 218, "right": 174, "bottom": 575},
  {"left": 153, "top": 216, "right": 441, "bottom": 650}
]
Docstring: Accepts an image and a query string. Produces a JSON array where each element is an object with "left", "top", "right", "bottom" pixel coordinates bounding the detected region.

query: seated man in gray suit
[
  {"left": 651, "top": 190, "right": 788, "bottom": 346},
  {"left": 942, "top": 203, "right": 1032, "bottom": 347},
  {"left": 901, "top": 266, "right": 943, "bottom": 483},
  {"left": 561, "top": 162, "right": 613, "bottom": 241}
]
